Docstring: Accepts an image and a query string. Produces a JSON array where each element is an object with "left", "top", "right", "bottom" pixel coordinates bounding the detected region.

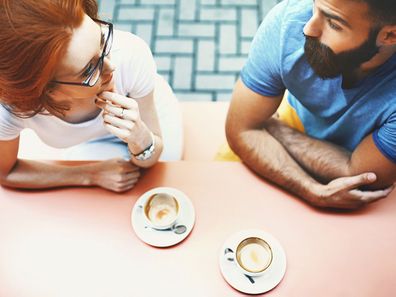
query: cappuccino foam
[
  {"left": 239, "top": 243, "right": 271, "bottom": 273},
  {"left": 148, "top": 204, "right": 177, "bottom": 226},
  {"left": 146, "top": 194, "right": 178, "bottom": 226}
]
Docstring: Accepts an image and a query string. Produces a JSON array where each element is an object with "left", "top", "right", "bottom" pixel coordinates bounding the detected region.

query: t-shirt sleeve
[
  {"left": 0, "top": 104, "right": 24, "bottom": 141},
  {"left": 240, "top": 0, "right": 286, "bottom": 97},
  {"left": 119, "top": 33, "right": 157, "bottom": 99},
  {"left": 373, "top": 112, "right": 396, "bottom": 163}
]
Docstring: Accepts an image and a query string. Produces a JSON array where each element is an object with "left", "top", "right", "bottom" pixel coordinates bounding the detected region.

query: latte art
[
  {"left": 148, "top": 204, "right": 178, "bottom": 226},
  {"left": 145, "top": 193, "right": 179, "bottom": 227},
  {"left": 239, "top": 243, "right": 271, "bottom": 273}
]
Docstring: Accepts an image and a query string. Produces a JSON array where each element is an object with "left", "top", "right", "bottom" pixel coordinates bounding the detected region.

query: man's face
[{"left": 303, "top": 0, "right": 379, "bottom": 78}]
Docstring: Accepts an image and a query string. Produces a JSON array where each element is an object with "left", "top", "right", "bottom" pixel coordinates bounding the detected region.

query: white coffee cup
[
  {"left": 225, "top": 237, "right": 273, "bottom": 277},
  {"left": 140, "top": 191, "right": 180, "bottom": 230}
]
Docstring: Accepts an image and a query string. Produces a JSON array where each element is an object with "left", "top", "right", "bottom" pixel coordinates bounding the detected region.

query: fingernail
[{"left": 367, "top": 173, "right": 376, "bottom": 181}]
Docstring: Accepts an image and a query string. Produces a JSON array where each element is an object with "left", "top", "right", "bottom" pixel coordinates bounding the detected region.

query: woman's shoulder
[{"left": 111, "top": 30, "right": 157, "bottom": 97}]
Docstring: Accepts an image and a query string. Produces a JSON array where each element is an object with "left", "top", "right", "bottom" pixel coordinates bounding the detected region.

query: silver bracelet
[{"left": 129, "top": 131, "right": 155, "bottom": 161}]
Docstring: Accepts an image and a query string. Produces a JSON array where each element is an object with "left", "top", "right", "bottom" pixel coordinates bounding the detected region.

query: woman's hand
[
  {"left": 87, "top": 158, "right": 140, "bottom": 193},
  {"left": 96, "top": 91, "right": 153, "bottom": 155}
]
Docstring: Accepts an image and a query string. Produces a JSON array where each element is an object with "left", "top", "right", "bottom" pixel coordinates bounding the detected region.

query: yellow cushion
[
  {"left": 214, "top": 142, "right": 241, "bottom": 161},
  {"left": 277, "top": 95, "right": 305, "bottom": 133}
]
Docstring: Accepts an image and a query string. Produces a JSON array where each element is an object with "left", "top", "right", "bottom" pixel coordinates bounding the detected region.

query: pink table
[{"left": 1, "top": 161, "right": 395, "bottom": 297}]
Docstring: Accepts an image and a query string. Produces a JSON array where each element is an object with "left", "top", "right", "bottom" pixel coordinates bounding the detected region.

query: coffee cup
[
  {"left": 140, "top": 192, "right": 180, "bottom": 230},
  {"left": 224, "top": 237, "right": 273, "bottom": 277}
]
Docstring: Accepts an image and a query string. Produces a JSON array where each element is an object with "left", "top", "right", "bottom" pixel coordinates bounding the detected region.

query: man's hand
[
  {"left": 87, "top": 158, "right": 141, "bottom": 193},
  {"left": 310, "top": 173, "right": 394, "bottom": 210}
]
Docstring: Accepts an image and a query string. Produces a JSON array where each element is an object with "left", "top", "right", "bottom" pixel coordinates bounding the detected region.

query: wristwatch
[{"left": 131, "top": 131, "right": 156, "bottom": 161}]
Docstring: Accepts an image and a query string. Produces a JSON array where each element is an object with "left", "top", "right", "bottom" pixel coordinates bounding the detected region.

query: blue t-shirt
[{"left": 240, "top": 0, "right": 396, "bottom": 163}]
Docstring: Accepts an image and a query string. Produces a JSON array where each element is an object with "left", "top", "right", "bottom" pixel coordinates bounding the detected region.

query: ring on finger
[{"left": 119, "top": 107, "right": 125, "bottom": 118}]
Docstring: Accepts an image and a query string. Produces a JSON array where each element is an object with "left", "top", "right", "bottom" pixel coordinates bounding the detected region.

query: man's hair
[
  {"left": 359, "top": 0, "right": 396, "bottom": 25},
  {"left": 0, "top": 0, "right": 98, "bottom": 117}
]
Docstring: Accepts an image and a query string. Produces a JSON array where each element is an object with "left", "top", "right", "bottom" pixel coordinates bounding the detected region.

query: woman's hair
[{"left": 0, "top": 0, "right": 98, "bottom": 117}]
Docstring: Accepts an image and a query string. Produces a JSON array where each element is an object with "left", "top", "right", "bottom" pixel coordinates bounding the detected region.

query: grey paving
[{"left": 97, "top": 0, "right": 280, "bottom": 101}]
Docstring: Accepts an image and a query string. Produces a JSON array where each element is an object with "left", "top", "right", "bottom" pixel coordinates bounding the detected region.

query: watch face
[
  {"left": 134, "top": 134, "right": 155, "bottom": 161},
  {"left": 135, "top": 149, "right": 153, "bottom": 161}
]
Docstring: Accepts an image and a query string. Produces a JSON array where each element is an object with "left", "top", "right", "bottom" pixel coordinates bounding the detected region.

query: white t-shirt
[{"left": 0, "top": 30, "right": 182, "bottom": 159}]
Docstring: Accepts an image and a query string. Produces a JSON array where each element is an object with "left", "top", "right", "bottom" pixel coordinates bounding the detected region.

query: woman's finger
[
  {"left": 120, "top": 109, "right": 139, "bottom": 121},
  {"left": 105, "top": 104, "right": 124, "bottom": 117},
  {"left": 118, "top": 179, "right": 139, "bottom": 191},
  {"left": 99, "top": 91, "right": 138, "bottom": 110},
  {"left": 104, "top": 114, "right": 135, "bottom": 130},
  {"left": 104, "top": 123, "right": 129, "bottom": 140},
  {"left": 118, "top": 171, "right": 141, "bottom": 182}
]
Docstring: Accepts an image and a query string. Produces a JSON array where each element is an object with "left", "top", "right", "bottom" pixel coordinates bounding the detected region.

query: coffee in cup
[
  {"left": 143, "top": 193, "right": 179, "bottom": 229},
  {"left": 225, "top": 237, "right": 273, "bottom": 277}
]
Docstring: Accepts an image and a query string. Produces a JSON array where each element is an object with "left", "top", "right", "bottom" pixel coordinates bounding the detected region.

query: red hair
[{"left": 0, "top": 0, "right": 98, "bottom": 117}]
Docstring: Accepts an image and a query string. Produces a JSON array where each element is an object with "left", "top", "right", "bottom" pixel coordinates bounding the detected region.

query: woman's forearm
[{"left": 0, "top": 159, "right": 94, "bottom": 189}]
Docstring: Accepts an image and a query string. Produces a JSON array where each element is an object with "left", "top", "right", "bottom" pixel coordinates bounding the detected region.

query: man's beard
[{"left": 304, "top": 28, "right": 380, "bottom": 79}]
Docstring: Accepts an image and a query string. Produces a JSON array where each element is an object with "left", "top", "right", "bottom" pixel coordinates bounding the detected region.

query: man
[{"left": 226, "top": 0, "right": 396, "bottom": 209}]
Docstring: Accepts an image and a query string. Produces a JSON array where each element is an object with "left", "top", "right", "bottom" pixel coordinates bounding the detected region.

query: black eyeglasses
[{"left": 51, "top": 19, "right": 113, "bottom": 87}]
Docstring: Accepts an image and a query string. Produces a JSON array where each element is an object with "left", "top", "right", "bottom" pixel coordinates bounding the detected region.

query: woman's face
[{"left": 51, "top": 14, "right": 115, "bottom": 101}]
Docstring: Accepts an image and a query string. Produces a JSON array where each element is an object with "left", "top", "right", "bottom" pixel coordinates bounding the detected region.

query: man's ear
[{"left": 377, "top": 25, "right": 396, "bottom": 46}]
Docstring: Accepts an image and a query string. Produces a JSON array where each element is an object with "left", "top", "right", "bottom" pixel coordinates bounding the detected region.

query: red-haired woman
[{"left": 0, "top": 0, "right": 182, "bottom": 192}]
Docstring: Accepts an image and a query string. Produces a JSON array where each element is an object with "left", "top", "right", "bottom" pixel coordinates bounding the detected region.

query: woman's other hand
[{"left": 87, "top": 158, "right": 140, "bottom": 192}]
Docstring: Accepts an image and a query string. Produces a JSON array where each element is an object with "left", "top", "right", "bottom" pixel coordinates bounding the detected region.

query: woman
[{"left": 0, "top": 0, "right": 183, "bottom": 192}]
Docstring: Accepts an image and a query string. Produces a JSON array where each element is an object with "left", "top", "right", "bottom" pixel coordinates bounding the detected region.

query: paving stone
[
  {"left": 197, "top": 40, "right": 216, "bottom": 71},
  {"left": 216, "top": 92, "right": 234, "bottom": 101},
  {"left": 98, "top": 1, "right": 116, "bottom": 20},
  {"left": 218, "top": 56, "right": 247, "bottom": 72},
  {"left": 200, "top": 0, "right": 216, "bottom": 5},
  {"left": 196, "top": 74, "right": 236, "bottom": 91},
  {"left": 179, "top": 0, "right": 197, "bottom": 21},
  {"left": 219, "top": 24, "right": 237, "bottom": 55},
  {"left": 241, "top": 8, "right": 258, "bottom": 38},
  {"left": 140, "top": 0, "right": 176, "bottom": 5},
  {"left": 97, "top": 0, "right": 280, "bottom": 101},
  {"left": 173, "top": 57, "right": 193, "bottom": 89},
  {"left": 199, "top": 8, "right": 237, "bottom": 21},
  {"left": 241, "top": 40, "right": 252, "bottom": 55},
  {"left": 221, "top": 0, "right": 257, "bottom": 6},
  {"left": 135, "top": 24, "right": 153, "bottom": 47},
  {"left": 178, "top": 23, "right": 215, "bottom": 38},
  {"left": 114, "top": 23, "right": 133, "bottom": 32},
  {"left": 157, "top": 9, "right": 175, "bottom": 36},
  {"left": 155, "top": 39, "right": 194, "bottom": 54},
  {"left": 117, "top": 8, "right": 155, "bottom": 21},
  {"left": 154, "top": 56, "right": 172, "bottom": 71}
]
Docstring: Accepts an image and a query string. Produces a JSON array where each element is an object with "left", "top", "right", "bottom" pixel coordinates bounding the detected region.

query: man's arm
[
  {"left": 265, "top": 118, "right": 396, "bottom": 189},
  {"left": 226, "top": 79, "right": 392, "bottom": 209}
]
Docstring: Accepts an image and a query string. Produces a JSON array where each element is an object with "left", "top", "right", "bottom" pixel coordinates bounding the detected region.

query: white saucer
[
  {"left": 131, "top": 187, "right": 195, "bottom": 247},
  {"left": 219, "top": 229, "right": 287, "bottom": 295}
]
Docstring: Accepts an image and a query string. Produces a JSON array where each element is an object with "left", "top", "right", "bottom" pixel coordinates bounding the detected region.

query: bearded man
[{"left": 226, "top": 0, "right": 396, "bottom": 209}]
